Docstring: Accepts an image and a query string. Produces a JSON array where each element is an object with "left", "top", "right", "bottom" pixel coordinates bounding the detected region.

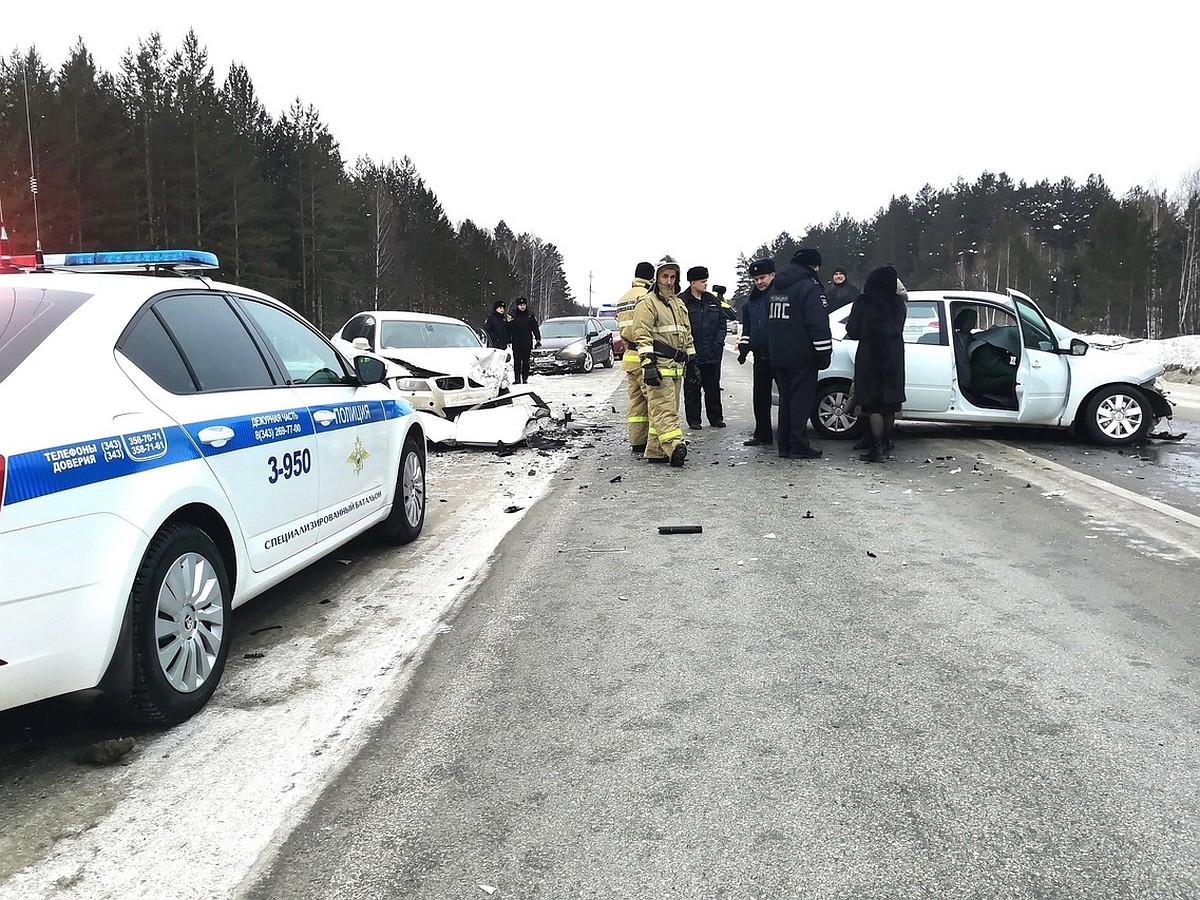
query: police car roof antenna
[{"left": 21, "top": 58, "right": 46, "bottom": 272}]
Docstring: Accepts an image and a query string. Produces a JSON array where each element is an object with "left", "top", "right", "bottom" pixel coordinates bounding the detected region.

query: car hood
[
  {"left": 538, "top": 335, "right": 585, "bottom": 351},
  {"left": 380, "top": 347, "right": 511, "bottom": 388}
]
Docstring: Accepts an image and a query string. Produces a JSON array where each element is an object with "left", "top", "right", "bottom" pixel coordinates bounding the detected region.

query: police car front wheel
[
  {"left": 376, "top": 433, "right": 426, "bottom": 545},
  {"left": 127, "top": 524, "right": 233, "bottom": 724}
]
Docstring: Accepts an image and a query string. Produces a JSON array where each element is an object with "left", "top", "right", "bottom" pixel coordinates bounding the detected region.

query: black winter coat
[
  {"left": 844, "top": 271, "right": 907, "bottom": 409},
  {"left": 482, "top": 311, "right": 510, "bottom": 349},
  {"left": 766, "top": 263, "right": 832, "bottom": 369},
  {"left": 742, "top": 288, "right": 771, "bottom": 356},
  {"left": 508, "top": 309, "right": 541, "bottom": 349},
  {"left": 683, "top": 289, "right": 736, "bottom": 363},
  {"left": 826, "top": 279, "right": 861, "bottom": 312}
]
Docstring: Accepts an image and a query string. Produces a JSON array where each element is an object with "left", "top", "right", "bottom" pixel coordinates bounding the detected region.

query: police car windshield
[
  {"left": 0, "top": 288, "right": 93, "bottom": 383},
  {"left": 380, "top": 320, "right": 482, "bottom": 350}
]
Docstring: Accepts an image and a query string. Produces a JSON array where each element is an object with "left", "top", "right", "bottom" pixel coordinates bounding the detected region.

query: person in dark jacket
[
  {"left": 737, "top": 258, "right": 777, "bottom": 446},
  {"left": 507, "top": 297, "right": 541, "bottom": 384},
  {"left": 766, "top": 248, "right": 832, "bottom": 460},
  {"left": 681, "top": 265, "right": 737, "bottom": 428},
  {"left": 844, "top": 265, "right": 907, "bottom": 461},
  {"left": 482, "top": 300, "right": 510, "bottom": 350},
  {"left": 826, "top": 266, "right": 860, "bottom": 312}
]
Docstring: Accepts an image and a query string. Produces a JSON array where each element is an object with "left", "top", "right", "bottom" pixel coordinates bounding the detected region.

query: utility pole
[{"left": 588, "top": 270, "right": 593, "bottom": 314}]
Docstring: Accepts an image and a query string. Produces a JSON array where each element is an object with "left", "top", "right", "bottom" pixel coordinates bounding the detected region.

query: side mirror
[
  {"left": 586, "top": 330, "right": 599, "bottom": 339},
  {"left": 355, "top": 355, "right": 387, "bottom": 384},
  {"left": 1069, "top": 338, "right": 1088, "bottom": 357},
  {"left": 352, "top": 336, "right": 371, "bottom": 351}
]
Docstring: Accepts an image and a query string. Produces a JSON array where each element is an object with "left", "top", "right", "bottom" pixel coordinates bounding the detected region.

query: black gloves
[
  {"left": 816, "top": 349, "right": 832, "bottom": 370},
  {"left": 642, "top": 359, "right": 662, "bottom": 387},
  {"left": 737, "top": 336, "right": 749, "bottom": 364}
]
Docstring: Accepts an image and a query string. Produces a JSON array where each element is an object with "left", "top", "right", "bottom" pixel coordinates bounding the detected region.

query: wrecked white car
[{"left": 331, "top": 311, "right": 512, "bottom": 418}]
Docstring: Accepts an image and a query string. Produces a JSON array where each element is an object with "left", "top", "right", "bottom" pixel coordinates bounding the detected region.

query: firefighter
[
  {"left": 631, "top": 255, "right": 696, "bottom": 467},
  {"left": 616, "top": 261, "right": 656, "bottom": 452}
]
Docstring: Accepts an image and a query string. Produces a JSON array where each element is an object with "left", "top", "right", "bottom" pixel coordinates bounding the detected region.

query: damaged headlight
[
  {"left": 561, "top": 340, "right": 586, "bottom": 356},
  {"left": 394, "top": 378, "right": 431, "bottom": 392}
]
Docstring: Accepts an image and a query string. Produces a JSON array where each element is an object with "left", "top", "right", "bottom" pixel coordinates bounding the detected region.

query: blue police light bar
[{"left": 40, "top": 249, "right": 220, "bottom": 272}]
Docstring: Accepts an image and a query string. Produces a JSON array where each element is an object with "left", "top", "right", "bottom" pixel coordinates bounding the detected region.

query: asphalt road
[{"left": 242, "top": 361, "right": 1200, "bottom": 899}]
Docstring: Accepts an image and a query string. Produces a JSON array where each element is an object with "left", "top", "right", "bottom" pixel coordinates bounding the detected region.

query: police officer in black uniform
[
  {"left": 766, "top": 248, "right": 833, "bottom": 459},
  {"left": 737, "top": 258, "right": 777, "bottom": 446}
]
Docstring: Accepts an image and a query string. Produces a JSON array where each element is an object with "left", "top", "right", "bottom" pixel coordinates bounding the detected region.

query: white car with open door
[
  {"left": 0, "top": 250, "right": 427, "bottom": 724},
  {"left": 814, "top": 289, "right": 1175, "bottom": 448}
]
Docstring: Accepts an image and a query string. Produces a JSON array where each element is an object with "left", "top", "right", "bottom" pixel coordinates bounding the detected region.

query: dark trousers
[
  {"left": 683, "top": 361, "right": 723, "bottom": 425},
  {"left": 512, "top": 345, "right": 532, "bottom": 383},
  {"left": 773, "top": 364, "right": 818, "bottom": 454},
  {"left": 751, "top": 355, "right": 774, "bottom": 441}
]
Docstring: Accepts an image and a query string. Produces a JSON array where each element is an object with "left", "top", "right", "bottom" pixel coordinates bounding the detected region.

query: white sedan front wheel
[{"left": 1082, "top": 385, "right": 1152, "bottom": 447}]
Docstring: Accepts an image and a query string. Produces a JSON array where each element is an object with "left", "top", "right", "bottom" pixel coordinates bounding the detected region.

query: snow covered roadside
[
  {"left": 1080, "top": 333, "right": 1200, "bottom": 420},
  {"left": 0, "top": 369, "right": 627, "bottom": 900}
]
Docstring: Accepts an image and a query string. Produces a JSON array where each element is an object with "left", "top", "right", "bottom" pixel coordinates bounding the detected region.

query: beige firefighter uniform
[
  {"left": 616, "top": 276, "right": 653, "bottom": 447},
  {"left": 631, "top": 283, "right": 695, "bottom": 460}
]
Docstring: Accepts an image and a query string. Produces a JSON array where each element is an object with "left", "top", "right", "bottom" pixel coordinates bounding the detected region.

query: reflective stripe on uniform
[
  {"left": 627, "top": 415, "right": 649, "bottom": 424},
  {"left": 658, "top": 427, "right": 683, "bottom": 443},
  {"left": 660, "top": 367, "right": 684, "bottom": 377}
]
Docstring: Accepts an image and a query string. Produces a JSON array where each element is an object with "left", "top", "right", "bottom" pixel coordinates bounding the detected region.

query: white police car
[{"left": 0, "top": 249, "right": 427, "bottom": 723}]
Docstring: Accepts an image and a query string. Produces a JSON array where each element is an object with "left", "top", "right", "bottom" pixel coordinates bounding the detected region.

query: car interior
[{"left": 951, "top": 304, "right": 1018, "bottom": 410}]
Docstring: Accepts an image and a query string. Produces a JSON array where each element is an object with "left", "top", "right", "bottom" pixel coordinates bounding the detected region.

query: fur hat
[
  {"left": 492, "top": 299, "right": 506, "bottom": 311},
  {"left": 634, "top": 261, "right": 655, "bottom": 280},
  {"left": 791, "top": 248, "right": 822, "bottom": 269},
  {"left": 863, "top": 264, "right": 899, "bottom": 296},
  {"left": 712, "top": 284, "right": 727, "bottom": 296},
  {"left": 747, "top": 258, "right": 775, "bottom": 276},
  {"left": 514, "top": 297, "right": 528, "bottom": 306},
  {"left": 686, "top": 265, "right": 709, "bottom": 283}
]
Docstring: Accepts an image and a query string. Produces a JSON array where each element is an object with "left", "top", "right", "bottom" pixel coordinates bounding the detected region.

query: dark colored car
[{"left": 530, "top": 316, "right": 615, "bottom": 374}]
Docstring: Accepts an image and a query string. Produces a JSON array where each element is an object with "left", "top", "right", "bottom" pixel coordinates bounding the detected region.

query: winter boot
[
  {"left": 859, "top": 441, "right": 885, "bottom": 463},
  {"left": 669, "top": 444, "right": 688, "bottom": 468}
]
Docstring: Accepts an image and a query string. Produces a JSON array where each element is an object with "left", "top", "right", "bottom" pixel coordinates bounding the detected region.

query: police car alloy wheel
[
  {"left": 376, "top": 434, "right": 426, "bottom": 544},
  {"left": 130, "top": 524, "right": 232, "bottom": 723},
  {"left": 1082, "top": 385, "right": 1152, "bottom": 446}
]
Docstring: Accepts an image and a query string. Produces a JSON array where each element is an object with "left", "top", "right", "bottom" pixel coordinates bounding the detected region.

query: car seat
[{"left": 951, "top": 308, "right": 977, "bottom": 392}]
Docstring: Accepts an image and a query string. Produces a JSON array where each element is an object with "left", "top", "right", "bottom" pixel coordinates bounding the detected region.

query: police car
[{"left": 0, "top": 249, "right": 427, "bottom": 723}]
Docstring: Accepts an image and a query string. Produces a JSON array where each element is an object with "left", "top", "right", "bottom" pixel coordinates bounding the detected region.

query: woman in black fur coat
[{"left": 844, "top": 265, "right": 907, "bottom": 461}]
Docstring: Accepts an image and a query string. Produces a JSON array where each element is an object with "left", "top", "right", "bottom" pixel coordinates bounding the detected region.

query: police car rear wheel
[
  {"left": 377, "top": 433, "right": 426, "bottom": 544},
  {"left": 129, "top": 524, "right": 232, "bottom": 724}
]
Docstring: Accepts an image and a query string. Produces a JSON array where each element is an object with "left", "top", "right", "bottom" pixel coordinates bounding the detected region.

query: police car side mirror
[{"left": 354, "top": 355, "right": 387, "bottom": 384}]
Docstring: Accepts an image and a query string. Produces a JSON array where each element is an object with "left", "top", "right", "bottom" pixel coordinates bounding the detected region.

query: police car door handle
[
  {"left": 312, "top": 410, "right": 337, "bottom": 427},
  {"left": 197, "top": 425, "right": 235, "bottom": 448},
  {"left": 1030, "top": 360, "right": 1041, "bottom": 368}
]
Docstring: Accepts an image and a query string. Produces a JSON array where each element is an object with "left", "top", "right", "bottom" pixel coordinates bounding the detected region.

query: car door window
[
  {"left": 151, "top": 293, "right": 276, "bottom": 391},
  {"left": 904, "top": 301, "right": 943, "bottom": 345},
  {"left": 1012, "top": 296, "right": 1058, "bottom": 352},
  {"left": 121, "top": 309, "right": 198, "bottom": 392},
  {"left": 238, "top": 298, "right": 350, "bottom": 386}
]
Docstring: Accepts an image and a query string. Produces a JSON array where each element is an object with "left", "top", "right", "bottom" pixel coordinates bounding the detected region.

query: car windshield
[
  {"left": 379, "top": 320, "right": 482, "bottom": 349},
  {"left": 541, "top": 320, "right": 586, "bottom": 339}
]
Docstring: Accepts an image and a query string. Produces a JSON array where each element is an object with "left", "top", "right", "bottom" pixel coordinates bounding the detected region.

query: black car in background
[{"left": 530, "top": 316, "right": 615, "bottom": 374}]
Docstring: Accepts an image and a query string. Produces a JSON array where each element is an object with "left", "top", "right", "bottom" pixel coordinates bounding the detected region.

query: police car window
[
  {"left": 238, "top": 299, "right": 348, "bottom": 387},
  {"left": 0, "top": 287, "right": 92, "bottom": 383},
  {"left": 153, "top": 293, "right": 276, "bottom": 390},
  {"left": 121, "top": 311, "right": 197, "bottom": 393}
]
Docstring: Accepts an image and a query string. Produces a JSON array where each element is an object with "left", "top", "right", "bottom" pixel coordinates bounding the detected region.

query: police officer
[
  {"left": 632, "top": 255, "right": 695, "bottom": 467},
  {"left": 616, "top": 261, "right": 656, "bottom": 452},
  {"left": 737, "top": 258, "right": 777, "bottom": 446},
  {"left": 681, "top": 265, "right": 737, "bottom": 429},
  {"left": 766, "top": 248, "right": 832, "bottom": 460}
]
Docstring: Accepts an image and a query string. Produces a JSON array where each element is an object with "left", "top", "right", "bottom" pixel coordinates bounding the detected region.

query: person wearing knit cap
[
  {"left": 765, "top": 248, "right": 832, "bottom": 459},
  {"left": 482, "top": 298, "right": 511, "bottom": 350},
  {"left": 827, "top": 265, "right": 860, "bottom": 312},
  {"left": 681, "top": 265, "right": 737, "bottom": 429},
  {"left": 630, "top": 255, "right": 696, "bottom": 467},
  {"left": 614, "top": 262, "right": 657, "bottom": 453},
  {"left": 739, "top": 258, "right": 777, "bottom": 446}
]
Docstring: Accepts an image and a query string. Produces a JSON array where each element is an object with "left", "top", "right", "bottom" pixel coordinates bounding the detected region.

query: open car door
[{"left": 1011, "top": 291, "right": 1070, "bottom": 425}]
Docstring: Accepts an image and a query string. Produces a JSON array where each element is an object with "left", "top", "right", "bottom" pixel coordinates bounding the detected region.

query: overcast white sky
[{"left": 7, "top": 1, "right": 1200, "bottom": 309}]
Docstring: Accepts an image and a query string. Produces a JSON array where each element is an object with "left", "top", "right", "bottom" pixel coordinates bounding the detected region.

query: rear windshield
[{"left": 0, "top": 286, "right": 92, "bottom": 382}]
